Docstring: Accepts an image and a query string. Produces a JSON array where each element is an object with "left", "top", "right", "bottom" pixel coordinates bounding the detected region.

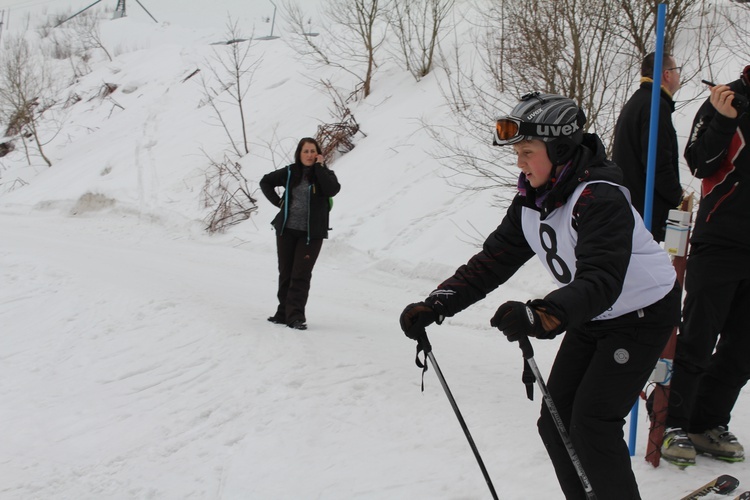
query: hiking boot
[
  {"left": 267, "top": 314, "right": 285, "bottom": 325},
  {"left": 689, "top": 426, "right": 745, "bottom": 462},
  {"left": 661, "top": 427, "right": 696, "bottom": 466},
  {"left": 287, "top": 319, "right": 307, "bottom": 330}
]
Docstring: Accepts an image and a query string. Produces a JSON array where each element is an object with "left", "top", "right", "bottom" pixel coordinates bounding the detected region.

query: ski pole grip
[
  {"left": 414, "top": 331, "right": 433, "bottom": 391},
  {"left": 417, "top": 331, "right": 432, "bottom": 355},
  {"left": 518, "top": 335, "right": 534, "bottom": 359}
]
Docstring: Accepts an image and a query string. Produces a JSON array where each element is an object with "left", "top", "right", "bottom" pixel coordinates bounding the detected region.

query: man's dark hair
[{"left": 641, "top": 52, "right": 674, "bottom": 78}]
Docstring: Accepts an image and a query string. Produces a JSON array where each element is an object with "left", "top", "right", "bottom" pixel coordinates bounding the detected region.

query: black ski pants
[
  {"left": 274, "top": 229, "right": 323, "bottom": 324},
  {"left": 538, "top": 307, "right": 674, "bottom": 499},
  {"left": 667, "top": 244, "right": 750, "bottom": 433}
]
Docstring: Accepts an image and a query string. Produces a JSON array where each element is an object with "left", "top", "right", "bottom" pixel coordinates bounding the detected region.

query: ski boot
[
  {"left": 689, "top": 426, "right": 745, "bottom": 462},
  {"left": 662, "top": 427, "right": 696, "bottom": 467}
]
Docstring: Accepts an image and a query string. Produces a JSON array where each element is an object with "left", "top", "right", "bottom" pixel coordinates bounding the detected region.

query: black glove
[
  {"left": 490, "top": 301, "right": 546, "bottom": 342},
  {"left": 399, "top": 302, "right": 437, "bottom": 340}
]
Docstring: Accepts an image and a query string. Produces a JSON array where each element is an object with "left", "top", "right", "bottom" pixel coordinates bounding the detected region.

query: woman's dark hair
[
  {"left": 294, "top": 137, "right": 322, "bottom": 165},
  {"left": 290, "top": 137, "right": 322, "bottom": 186}
]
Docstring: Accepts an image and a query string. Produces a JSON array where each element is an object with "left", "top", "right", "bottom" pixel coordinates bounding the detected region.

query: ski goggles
[
  {"left": 494, "top": 117, "right": 526, "bottom": 145},
  {"left": 494, "top": 116, "right": 581, "bottom": 146}
]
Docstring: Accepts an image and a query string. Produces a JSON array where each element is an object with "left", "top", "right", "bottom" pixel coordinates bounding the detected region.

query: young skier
[{"left": 399, "top": 92, "right": 681, "bottom": 499}]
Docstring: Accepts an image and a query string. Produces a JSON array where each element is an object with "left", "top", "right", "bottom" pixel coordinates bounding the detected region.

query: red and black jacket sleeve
[{"left": 684, "top": 87, "right": 743, "bottom": 179}]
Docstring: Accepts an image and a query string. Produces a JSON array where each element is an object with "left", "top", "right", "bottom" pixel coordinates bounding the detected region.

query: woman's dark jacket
[
  {"left": 260, "top": 162, "right": 340, "bottom": 240},
  {"left": 685, "top": 75, "right": 750, "bottom": 250}
]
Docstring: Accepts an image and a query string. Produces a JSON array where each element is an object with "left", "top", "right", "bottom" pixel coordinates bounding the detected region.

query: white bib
[{"left": 521, "top": 181, "right": 675, "bottom": 321}]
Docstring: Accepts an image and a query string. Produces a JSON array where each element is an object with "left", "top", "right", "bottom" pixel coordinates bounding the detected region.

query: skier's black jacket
[
  {"left": 426, "top": 133, "right": 677, "bottom": 332},
  {"left": 685, "top": 75, "right": 750, "bottom": 250},
  {"left": 260, "top": 162, "right": 340, "bottom": 240}
]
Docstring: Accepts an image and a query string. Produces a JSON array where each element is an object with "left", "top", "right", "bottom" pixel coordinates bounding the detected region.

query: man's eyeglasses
[{"left": 665, "top": 66, "right": 682, "bottom": 74}]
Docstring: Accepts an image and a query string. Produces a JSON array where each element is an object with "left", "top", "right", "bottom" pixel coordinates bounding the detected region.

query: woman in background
[{"left": 260, "top": 137, "right": 340, "bottom": 330}]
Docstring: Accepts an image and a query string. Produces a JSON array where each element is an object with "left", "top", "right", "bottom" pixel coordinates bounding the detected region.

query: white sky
[{"left": 1, "top": 1, "right": 749, "bottom": 498}]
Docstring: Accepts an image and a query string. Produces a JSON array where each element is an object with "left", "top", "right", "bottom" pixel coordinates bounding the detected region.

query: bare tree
[
  {"left": 435, "top": 0, "right": 634, "bottom": 188},
  {"left": 429, "top": 54, "right": 519, "bottom": 200},
  {"left": 0, "top": 36, "right": 53, "bottom": 167},
  {"left": 614, "top": 0, "right": 700, "bottom": 57},
  {"left": 314, "top": 79, "right": 365, "bottom": 162},
  {"left": 431, "top": 0, "right": 708, "bottom": 196},
  {"left": 282, "top": 0, "right": 387, "bottom": 98},
  {"left": 484, "top": 0, "right": 636, "bottom": 140},
  {"left": 69, "top": 9, "right": 113, "bottom": 62},
  {"left": 200, "top": 151, "right": 258, "bottom": 234},
  {"left": 721, "top": 0, "right": 750, "bottom": 62},
  {"left": 673, "top": 0, "right": 734, "bottom": 89},
  {"left": 199, "top": 17, "right": 260, "bottom": 157},
  {"left": 385, "top": 0, "right": 455, "bottom": 81}
]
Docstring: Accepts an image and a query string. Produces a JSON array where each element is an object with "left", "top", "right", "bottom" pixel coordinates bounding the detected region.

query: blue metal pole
[
  {"left": 629, "top": 2, "right": 667, "bottom": 457},
  {"left": 643, "top": 5, "right": 667, "bottom": 231}
]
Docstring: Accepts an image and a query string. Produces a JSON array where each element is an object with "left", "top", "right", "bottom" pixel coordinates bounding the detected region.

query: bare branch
[
  {"left": 199, "top": 17, "right": 261, "bottom": 157},
  {"left": 282, "top": 0, "right": 387, "bottom": 98},
  {"left": 200, "top": 151, "right": 259, "bottom": 234},
  {"left": 314, "top": 79, "right": 366, "bottom": 162},
  {"left": 385, "top": 0, "right": 455, "bottom": 81},
  {"left": 0, "top": 36, "right": 53, "bottom": 166}
]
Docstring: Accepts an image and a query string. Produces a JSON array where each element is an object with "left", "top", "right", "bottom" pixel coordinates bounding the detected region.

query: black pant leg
[
  {"left": 668, "top": 249, "right": 738, "bottom": 431},
  {"left": 538, "top": 328, "right": 595, "bottom": 500},
  {"left": 691, "top": 276, "right": 750, "bottom": 431},
  {"left": 285, "top": 236, "right": 323, "bottom": 323},
  {"left": 275, "top": 231, "right": 299, "bottom": 319},
  {"left": 539, "top": 323, "right": 670, "bottom": 499}
]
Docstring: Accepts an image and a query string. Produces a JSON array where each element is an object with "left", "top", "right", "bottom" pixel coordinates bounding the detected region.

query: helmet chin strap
[
  {"left": 548, "top": 164, "right": 558, "bottom": 184},
  {"left": 545, "top": 161, "right": 572, "bottom": 191}
]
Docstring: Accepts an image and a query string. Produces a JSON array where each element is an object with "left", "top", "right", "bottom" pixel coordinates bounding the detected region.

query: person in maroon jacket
[
  {"left": 260, "top": 137, "right": 340, "bottom": 330},
  {"left": 661, "top": 66, "right": 750, "bottom": 466}
]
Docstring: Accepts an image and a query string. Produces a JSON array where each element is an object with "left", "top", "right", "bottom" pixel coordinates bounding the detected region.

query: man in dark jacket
[
  {"left": 612, "top": 52, "right": 683, "bottom": 242},
  {"left": 660, "top": 66, "right": 750, "bottom": 466}
]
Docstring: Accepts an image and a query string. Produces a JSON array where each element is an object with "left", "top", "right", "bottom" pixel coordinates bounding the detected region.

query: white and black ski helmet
[{"left": 494, "top": 92, "right": 586, "bottom": 165}]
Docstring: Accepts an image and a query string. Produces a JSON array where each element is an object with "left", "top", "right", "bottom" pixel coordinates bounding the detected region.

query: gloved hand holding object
[
  {"left": 399, "top": 302, "right": 438, "bottom": 340},
  {"left": 491, "top": 300, "right": 563, "bottom": 342}
]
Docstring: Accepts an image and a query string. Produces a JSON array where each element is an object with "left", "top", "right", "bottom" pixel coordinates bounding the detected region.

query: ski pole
[
  {"left": 416, "top": 333, "right": 499, "bottom": 500},
  {"left": 516, "top": 335, "right": 597, "bottom": 500}
]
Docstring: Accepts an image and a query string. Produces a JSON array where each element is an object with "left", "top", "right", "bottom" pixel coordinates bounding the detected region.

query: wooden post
[{"left": 645, "top": 195, "right": 694, "bottom": 467}]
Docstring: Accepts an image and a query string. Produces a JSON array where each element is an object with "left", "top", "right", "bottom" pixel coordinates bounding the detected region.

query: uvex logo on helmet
[
  {"left": 535, "top": 121, "right": 580, "bottom": 138},
  {"left": 526, "top": 108, "right": 544, "bottom": 120}
]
